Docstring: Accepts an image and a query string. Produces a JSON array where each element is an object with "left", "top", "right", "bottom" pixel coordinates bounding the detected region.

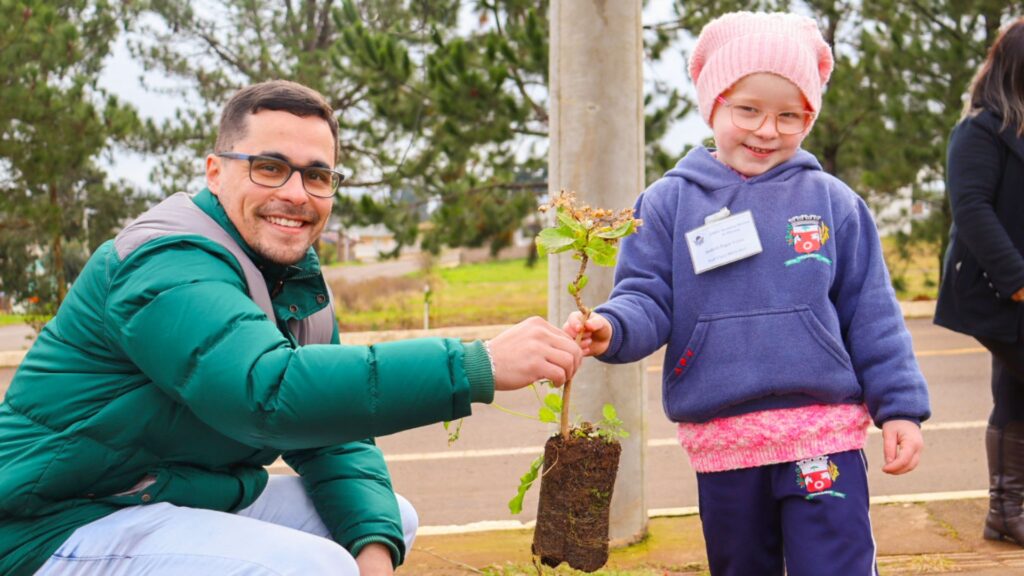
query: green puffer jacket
[{"left": 0, "top": 189, "right": 494, "bottom": 575}]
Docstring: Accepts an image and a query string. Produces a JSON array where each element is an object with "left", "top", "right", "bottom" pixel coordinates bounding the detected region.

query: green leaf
[
  {"left": 544, "top": 393, "right": 563, "bottom": 413},
  {"left": 576, "top": 275, "right": 589, "bottom": 293},
  {"left": 596, "top": 403, "right": 628, "bottom": 441},
  {"left": 556, "top": 208, "right": 585, "bottom": 238},
  {"left": 584, "top": 237, "right": 618, "bottom": 267},
  {"left": 567, "top": 282, "right": 578, "bottom": 297},
  {"left": 444, "top": 418, "right": 464, "bottom": 445},
  {"left": 602, "top": 403, "right": 617, "bottom": 421},
  {"left": 538, "top": 406, "right": 558, "bottom": 423},
  {"left": 508, "top": 455, "right": 544, "bottom": 514},
  {"left": 596, "top": 219, "right": 636, "bottom": 239},
  {"left": 535, "top": 226, "right": 576, "bottom": 257},
  {"left": 342, "top": 0, "right": 359, "bottom": 22}
]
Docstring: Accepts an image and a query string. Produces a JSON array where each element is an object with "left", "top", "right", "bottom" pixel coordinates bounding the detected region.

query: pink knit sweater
[{"left": 676, "top": 404, "right": 871, "bottom": 473}]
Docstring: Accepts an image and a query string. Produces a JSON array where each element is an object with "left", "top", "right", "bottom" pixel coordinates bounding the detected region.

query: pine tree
[
  {"left": 0, "top": 0, "right": 143, "bottom": 310},
  {"left": 133, "top": 0, "right": 685, "bottom": 257}
]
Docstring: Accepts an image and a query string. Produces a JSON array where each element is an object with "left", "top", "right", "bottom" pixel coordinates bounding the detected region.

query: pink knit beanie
[{"left": 689, "top": 12, "right": 834, "bottom": 126}]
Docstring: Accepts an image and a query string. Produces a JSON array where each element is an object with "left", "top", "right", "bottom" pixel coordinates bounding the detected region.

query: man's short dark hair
[{"left": 215, "top": 80, "right": 339, "bottom": 161}]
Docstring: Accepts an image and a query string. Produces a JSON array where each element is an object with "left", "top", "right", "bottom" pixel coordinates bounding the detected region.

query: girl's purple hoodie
[{"left": 595, "top": 147, "right": 931, "bottom": 427}]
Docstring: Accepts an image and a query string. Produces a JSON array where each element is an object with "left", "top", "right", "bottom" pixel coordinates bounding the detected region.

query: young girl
[{"left": 566, "top": 12, "right": 930, "bottom": 575}]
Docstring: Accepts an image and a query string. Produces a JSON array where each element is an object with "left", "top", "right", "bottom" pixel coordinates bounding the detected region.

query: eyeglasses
[
  {"left": 715, "top": 96, "right": 814, "bottom": 136},
  {"left": 216, "top": 152, "right": 345, "bottom": 198}
]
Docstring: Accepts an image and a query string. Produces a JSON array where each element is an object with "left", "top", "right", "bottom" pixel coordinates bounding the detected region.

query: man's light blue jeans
[{"left": 35, "top": 475, "right": 418, "bottom": 575}]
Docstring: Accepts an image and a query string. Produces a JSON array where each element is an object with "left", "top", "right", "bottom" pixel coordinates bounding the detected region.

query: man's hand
[
  {"left": 355, "top": 543, "right": 394, "bottom": 576},
  {"left": 881, "top": 419, "right": 924, "bottom": 475},
  {"left": 563, "top": 311, "right": 613, "bottom": 357},
  {"left": 487, "top": 316, "right": 583, "bottom": 390}
]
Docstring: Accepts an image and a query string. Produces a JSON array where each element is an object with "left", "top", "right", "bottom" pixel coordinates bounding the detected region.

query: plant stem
[
  {"left": 560, "top": 253, "right": 591, "bottom": 439},
  {"left": 489, "top": 402, "right": 541, "bottom": 420},
  {"left": 571, "top": 253, "right": 590, "bottom": 317}
]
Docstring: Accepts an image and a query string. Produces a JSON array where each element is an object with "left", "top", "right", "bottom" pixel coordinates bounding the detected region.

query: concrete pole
[{"left": 548, "top": 0, "right": 647, "bottom": 546}]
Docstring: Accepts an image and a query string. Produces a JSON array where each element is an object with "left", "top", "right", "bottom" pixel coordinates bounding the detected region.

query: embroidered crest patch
[
  {"left": 795, "top": 455, "right": 845, "bottom": 500},
  {"left": 785, "top": 215, "right": 832, "bottom": 266}
]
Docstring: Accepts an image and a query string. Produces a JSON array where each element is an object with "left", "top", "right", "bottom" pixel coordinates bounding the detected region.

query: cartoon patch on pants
[{"left": 795, "top": 455, "right": 846, "bottom": 500}]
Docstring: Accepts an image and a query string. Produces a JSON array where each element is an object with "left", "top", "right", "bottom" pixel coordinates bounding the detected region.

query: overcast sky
[{"left": 97, "top": 1, "right": 706, "bottom": 191}]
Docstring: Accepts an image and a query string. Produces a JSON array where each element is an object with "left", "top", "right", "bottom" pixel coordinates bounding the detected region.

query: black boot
[{"left": 984, "top": 423, "right": 1024, "bottom": 544}]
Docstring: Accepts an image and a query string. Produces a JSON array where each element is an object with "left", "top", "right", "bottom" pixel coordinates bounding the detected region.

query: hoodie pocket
[{"left": 664, "top": 306, "right": 860, "bottom": 422}]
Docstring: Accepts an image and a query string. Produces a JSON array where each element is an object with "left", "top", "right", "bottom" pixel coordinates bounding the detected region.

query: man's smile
[{"left": 264, "top": 215, "right": 306, "bottom": 229}]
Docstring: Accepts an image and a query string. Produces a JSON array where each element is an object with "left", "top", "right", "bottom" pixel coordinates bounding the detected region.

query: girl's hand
[
  {"left": 881, "top": 419, "right": 924, "bottom": 475},
  {"left": 1012, "top": 286, "right": 1024, "bottom": 303},
  {"left": 563, "top": 311, "right": 613, "bottom": 357}
]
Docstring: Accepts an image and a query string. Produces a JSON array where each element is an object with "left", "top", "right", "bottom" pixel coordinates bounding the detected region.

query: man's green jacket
[{"left": 0, "top": 189, "right": 494, "bottom": 575}]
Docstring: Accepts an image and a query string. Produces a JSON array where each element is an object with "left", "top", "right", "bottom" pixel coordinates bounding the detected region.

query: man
[{"left": 0, "top": 80, "right": 581, "bottom": 575}]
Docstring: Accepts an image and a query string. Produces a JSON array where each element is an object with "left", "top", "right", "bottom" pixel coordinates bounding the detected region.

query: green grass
[
  {"left": 882, "top": 237, "right": 942, "bottom": 301},
  {"left": 323, "top": 259, "right": 365, "bottom": 268},
  {"left": 336, "top": 258, "right": 548, "bottom": 332},
  {"left": 430, "top": 259, "right": 547, "bottom": 327},
  {"left": 0, "top": 314, "right": 29, "bottom": 327},
  {"left": 334, "top": 240, "right": 944, "bottom": 332}
]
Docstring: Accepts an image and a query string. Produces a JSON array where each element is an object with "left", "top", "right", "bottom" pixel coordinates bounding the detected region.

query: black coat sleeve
[{"left": 946, "top": 119, "right": 1024, "bottom": 299}]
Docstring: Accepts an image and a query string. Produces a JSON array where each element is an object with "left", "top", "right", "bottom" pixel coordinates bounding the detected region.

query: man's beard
[{"left": 250, "top": 203, "right": 322, "bottom": 265}]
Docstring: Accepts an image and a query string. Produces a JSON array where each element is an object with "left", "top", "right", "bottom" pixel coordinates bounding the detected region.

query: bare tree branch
[
  {"left": 908, "top": 0, "right": 964, "bottom": 42},
  {"left": 316, "top": 0, "right": 334, "bottom": 49},
  {"left": 195, "top": 26, "right": 256, "bottom": 79}
]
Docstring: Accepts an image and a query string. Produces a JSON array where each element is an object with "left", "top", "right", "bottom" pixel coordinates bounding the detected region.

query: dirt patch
[
  {"left": 532, "top": 432, "right": 621, "bottom": 572},
  {"left": 327, "top": 275, "right": 425, "bottom": 313}
]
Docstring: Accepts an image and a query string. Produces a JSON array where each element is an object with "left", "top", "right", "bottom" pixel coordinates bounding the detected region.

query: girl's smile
[{"left": 710, "top": 73, "right": 812, "bottom": 177}]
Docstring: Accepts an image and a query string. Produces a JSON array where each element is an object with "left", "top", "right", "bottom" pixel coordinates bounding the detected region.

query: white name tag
[{"left": 685, "top": 210, "right": 763, "bottom": 274}]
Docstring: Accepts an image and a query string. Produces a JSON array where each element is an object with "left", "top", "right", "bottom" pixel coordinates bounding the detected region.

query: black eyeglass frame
[{"left": 216, "top": 152, "right": 346, "bottom": 198}]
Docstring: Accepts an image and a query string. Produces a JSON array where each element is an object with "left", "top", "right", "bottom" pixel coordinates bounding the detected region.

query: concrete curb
[
  {"left": 0, "top": 350, "right": 25, "bottom": 369},
  {"left": 900, "top": 299, "right": 937, "bottom": 319},
  {"left": 339, "top": 324, "right": 507, "bottom": 346}
]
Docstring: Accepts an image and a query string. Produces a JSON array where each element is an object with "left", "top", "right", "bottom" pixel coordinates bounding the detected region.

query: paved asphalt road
[
  {"left": 371, "top": 318, "right": 991, "bottom": 528},
  {"left": 0, "top": 318, "right": 993, "bottom": 532}
]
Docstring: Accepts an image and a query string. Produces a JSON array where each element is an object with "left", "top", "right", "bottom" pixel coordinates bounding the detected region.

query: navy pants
[
  {"left": 977, "top": 331, "right": 1024, "bottom": 427},
  {"left": 696, "top": 449, "right": 878, "bottom": 576}
]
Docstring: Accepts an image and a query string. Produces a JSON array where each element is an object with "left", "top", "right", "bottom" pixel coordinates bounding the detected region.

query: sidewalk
[{"left": 404, "top": 496, "right": 1024, "bottom": 575}]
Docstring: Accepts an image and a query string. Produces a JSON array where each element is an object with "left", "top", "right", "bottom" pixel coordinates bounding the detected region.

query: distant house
[
  {"left": 341, "top": 224, "right": 417, "bottom": 262},
  {"left": 868, "top": 180, "right": 942, "bottom": 237}
]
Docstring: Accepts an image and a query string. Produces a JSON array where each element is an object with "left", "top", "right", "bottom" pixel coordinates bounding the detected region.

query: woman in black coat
[{"left": 935, "top": 17, "right": 1024, "bottom": 545}]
